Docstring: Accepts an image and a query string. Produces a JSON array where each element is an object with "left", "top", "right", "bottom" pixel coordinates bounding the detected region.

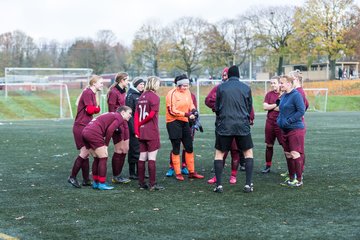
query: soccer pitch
[{"left": 0, "top": 112, "right": 359, "bottom": 239}]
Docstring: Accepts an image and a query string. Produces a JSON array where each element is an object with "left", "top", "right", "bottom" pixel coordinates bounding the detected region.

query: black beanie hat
[
  {"left": 132, "top": 77, "right": 145, "bottom": 88},
  {"left": 228, "top": 65, "right": 240, "bottom": 78}
]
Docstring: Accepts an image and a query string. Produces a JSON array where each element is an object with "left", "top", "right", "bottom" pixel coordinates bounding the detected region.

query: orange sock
[
  {"left": 185, "top": 152, "right": 195, "bottom": 173},
  {"left": 172, "top": 153, "right": 181, "bottom": 175}
]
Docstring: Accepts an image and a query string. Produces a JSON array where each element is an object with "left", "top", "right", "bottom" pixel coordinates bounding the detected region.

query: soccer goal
[
  {"left": 1, "top": 67, "right": 93, "bottom": 120},
  {"left": 195, "top": 79, "right": 328, "bottom": 114},
  {"left": 304, "top": 88, "right": 328, "bottom": 112},
  {"left": 195, "top": 79, "right": 270, "bottom": 114}
]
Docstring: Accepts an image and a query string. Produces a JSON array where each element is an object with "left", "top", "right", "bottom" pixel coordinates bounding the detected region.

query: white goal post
[
  {"left": 0, "top": 82, "right": 73, "bottom": 119},
  {"left": 2, "top": 67, "right": 93, "bottom": 119},
  {"left": 304, "top": 88, "right": 328, "bottom": 112}
]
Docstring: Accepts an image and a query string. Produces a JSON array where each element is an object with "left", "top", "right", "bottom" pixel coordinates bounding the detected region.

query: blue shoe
[
  {"left": 92, "top": 181, "right": 99, "bottom": 189},
  {"left": 98, "top": 183, "right": 114, "bottom": 190},
  {"left": 166, "top": 168, "right": 174, "bottom": 177},
  {"left": 181, "top": 167, "right": 189, "bottom": 175}
]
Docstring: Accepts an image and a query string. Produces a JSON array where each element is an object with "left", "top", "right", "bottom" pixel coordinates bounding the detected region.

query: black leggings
[{"left": 167, "top": 120, "right": 193, "bottom": 155}]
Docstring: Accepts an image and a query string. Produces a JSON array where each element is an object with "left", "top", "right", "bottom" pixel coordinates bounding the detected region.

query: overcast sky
[{"left": 1, "top": 0, "right": 359, "bottom": 46}]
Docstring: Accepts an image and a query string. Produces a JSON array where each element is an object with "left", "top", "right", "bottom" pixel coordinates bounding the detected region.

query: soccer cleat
[
  {"left": 181, "top": 167, "right": 189, "bottom": 175},
  {"left": 98, "top": 183, "right": 114, "bottom": 190},
  {"left": 287, "top": 179, "right": 303, "bottom": 187},
  {"left": 175, "top": 174, "right": 184, "bottom": 181},
  {"left": 207, "top": 176, "right": 217, "bottom": 184},
  {"left": 280, "top": 179, "right": 291, "bottom": 186},
  {"left": 239, "top": 165, "right": 246, "bottom": 171},
  {"left": 280, "top": 172, "right": 288, "bottom": 177},
  {"left": 149, "top": 184, "right": 165, "bottom": 191},
  {"left": 92, "top": 181, "right": 99, "bottom": 189},
  {"left": 82, "top": 179, "right": 92, "bottom": 186},
  {"left": 213, "top": 185, "right": 223, "bottom": 193},
  {"left": 68, "top": 176, "right": 81, "bottom": 188},
  {"left": 138, "top": 183, "right": 149, "bottom": 190},
  {"left": 188, "top": 172, "right": 204, "bottom": 179},
  {"left": 229, "top": 175, "right": 237, "bottom": 184},
  {"left": 166, "top": 168, "right": 175, "bottom": 177},
  {"left": 243, "top": 183, "right": 254, "bottom": 193},
  {"left": 112, "top": 176, "right": 131, "bottom": 184},
  {"left": 129, "top": 174, "right": 139, "bottom": 180},
  {"left": 261, "top": 166, "right": 271, "bottom": 174}
]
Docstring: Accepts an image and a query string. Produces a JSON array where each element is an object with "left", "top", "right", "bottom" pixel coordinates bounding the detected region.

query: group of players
[{"left": 67, "top": 65, "right": 307, "bottom": 193}]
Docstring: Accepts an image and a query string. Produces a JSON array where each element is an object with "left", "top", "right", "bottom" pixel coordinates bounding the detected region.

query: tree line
[{"left": 1, "top": 0, "right": 359, "bottom": 80}]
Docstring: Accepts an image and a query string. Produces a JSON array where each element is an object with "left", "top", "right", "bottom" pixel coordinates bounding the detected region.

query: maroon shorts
[
  {"left": 282, "top": 128, "right": 305, "bottom": 154},
  {"left": 82, "top": 129, "right": 105, "bottom": 150},
  {"left": 112, "top": 125, "right": 130, "bottom": 144},
  {"left": 265, "top": 120, "right": 284, "bottom": 145},
  {"left": 139, "top": 139, "right": 160, "bottom": 152},
  {"left": 73, "top": 125, "right": 85, "bottom": 150}
]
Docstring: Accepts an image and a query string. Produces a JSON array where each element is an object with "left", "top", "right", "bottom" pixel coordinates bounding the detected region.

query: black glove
[
  {"left": 192, "top": 118, "right": 204, "bottom": 132},
  {"left": 191, "top": 109, "right": 199, "bottom": 117},
  {"left": 275, "top": 99, "right": 280, "bottom": 106}
]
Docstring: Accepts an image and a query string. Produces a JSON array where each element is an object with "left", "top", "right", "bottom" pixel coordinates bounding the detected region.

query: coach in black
[{"left": 213, "top": 65, "right": 255, "bottom": 193}]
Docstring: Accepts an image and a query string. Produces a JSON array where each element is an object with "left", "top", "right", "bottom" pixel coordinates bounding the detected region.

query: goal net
[
  {"left": 1, "top": 67, "right": 93, "bottom": 120},
  {"left": 195, "top": 79, "right": 270, "bottom": 114},
  {"left": 195, "top": 79, "right": 328, "bottom": 114},
  {"left": 304, "top": 88, "right": 328, "bottom": 112}
]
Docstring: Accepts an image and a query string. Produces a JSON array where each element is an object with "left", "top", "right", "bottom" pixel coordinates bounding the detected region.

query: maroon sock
[
  {"left": 71, "top": 156, "right": 84, "bottom": 178},
  {"left": 148, "top": 160, "right": 156, "bottom": 186},
  {"left": 230, "top": 149, "right": 239, "bottom": 172},
  {"left": 81, "top": 158, "right": 90, "bottom": 181},
  {"left": 302, "top": 153, "right": 306, "bottom": 173},
  {"left": 266, "top": 146, "right": 274, "bottom": 167},
  {"left": 288, "top": 158, "right": 296, "bottom": 180},
  {"left": 285, "top": 155, "right": 291, "bottom": 174},
  {"left": 138, "top": 160, "right": 146, "bottom": 185},
  {"left": 112, "top": 152, "right": 126, "bottom": 176},
  {"left": 98, "top": 157, "right": 108, "bottom": 183},
  {"left": 92, "top": 157, "right": 99, "bottom": 181},
  {"left": 295, "top": 155, "right": 304, "bottom": 182}
]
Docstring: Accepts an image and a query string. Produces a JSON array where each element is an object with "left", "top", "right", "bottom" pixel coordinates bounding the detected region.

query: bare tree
[
  {"left": 0, "top": 30, "right": 37, "bottom": 73},
  {"left": 131, "top": 20, "right": 166, "bottom": 76},
  {"left": 66, "top": 39, "right": 96, "bottom": 69},
  {"left": 94, "top": 30, "right": 117, "bottom": 74},
  {"left": 166, "top": 16, "right": 209, "bottom": 78},
  {"left": 247, "top": 6, "right": 295, "bottom": 75}
]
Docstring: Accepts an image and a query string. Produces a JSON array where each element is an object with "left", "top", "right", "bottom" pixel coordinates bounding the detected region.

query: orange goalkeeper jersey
[{"left": 165, "top": 88, "right": 195, "bottom": 123}]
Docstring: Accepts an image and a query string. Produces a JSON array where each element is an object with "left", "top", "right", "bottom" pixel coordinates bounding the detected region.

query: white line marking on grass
[{"left": 0, "top": 233, "right": 19, "bottom": 240}]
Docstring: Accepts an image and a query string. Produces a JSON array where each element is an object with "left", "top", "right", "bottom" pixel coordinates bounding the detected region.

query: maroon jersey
[
  {"left": 83, "top": 112, "right": 124, "bottom": 146},
  {"left": 74, "top": 88, "right": 97, "bottom": 126},
  {"left": 107, "top": 86, "right": 126, "bottom": 112},
  {"left": 136, "top": 91, "right": 160, "bottom": 140},
  {"left": 264, "top": 90, "right": 280, "bottom": 122},
  {"left": 205, "top": 85, "right": 218, "bottom": 112},
  {"left": 191, "top": 92, "right": 197, "bottom": 109},
  {"left": 296, "top": 87, "right": 309, "bottom": 111}
]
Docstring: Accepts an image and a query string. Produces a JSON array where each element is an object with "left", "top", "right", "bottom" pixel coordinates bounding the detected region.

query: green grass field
[{"left": 0, "top": 112, "right": 359, "bottom": 239}]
